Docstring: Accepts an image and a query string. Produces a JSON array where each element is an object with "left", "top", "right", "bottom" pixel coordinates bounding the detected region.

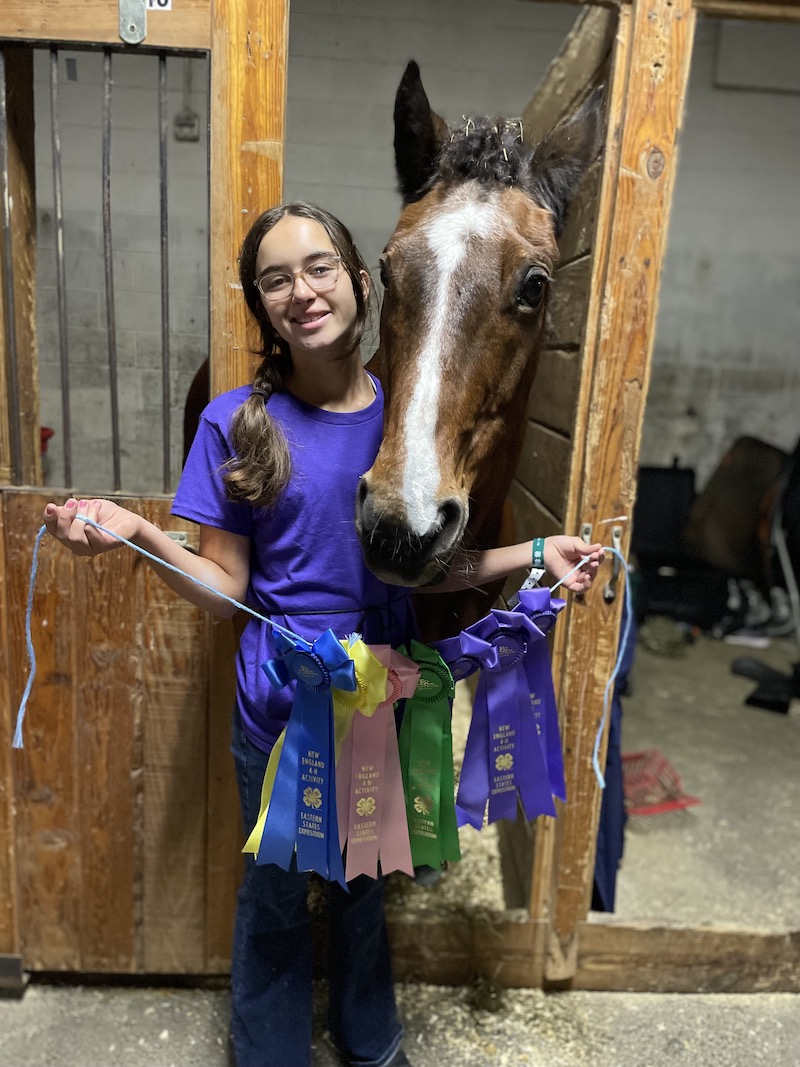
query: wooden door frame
[{"left": 524, "top": 0, "right": 800, "bottom": 991}]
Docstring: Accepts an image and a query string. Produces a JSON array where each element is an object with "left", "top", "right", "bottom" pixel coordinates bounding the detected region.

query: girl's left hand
[{"left": 544, "top": 536, "right": 605, "bottom": 593}]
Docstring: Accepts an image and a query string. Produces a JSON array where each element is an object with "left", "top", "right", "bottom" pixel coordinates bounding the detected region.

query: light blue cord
[
  {"left": 13, "top": 515, "right": 299, "bottom": 750},
  {"left": 591, "top": 544, "right": 634, "bottom": 789},
  {"left": 13, "top": 525, "right": 49, "bottom": 749}
]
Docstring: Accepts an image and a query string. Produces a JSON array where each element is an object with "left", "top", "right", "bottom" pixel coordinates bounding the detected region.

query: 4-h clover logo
[
  {"left": 303, "top": 787, "right": 322, "bottom": 809},
  {"left": 414, "top": 795, "right": 433, "bottom": 815},
  {"left": 356, "top": 796, "right": 376, "bottom": 817},
  {"left": 495, "top": 753, "right": 514, "bottom": 772}
]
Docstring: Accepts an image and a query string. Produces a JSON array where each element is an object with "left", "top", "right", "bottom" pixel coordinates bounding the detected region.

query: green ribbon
[{"left": 398, "top": 640, "right": 461, "bottom": 867}]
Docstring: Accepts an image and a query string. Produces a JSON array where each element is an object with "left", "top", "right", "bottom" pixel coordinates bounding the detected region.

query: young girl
[{"left": 43, "top": 202, "right": 603, "bottom": 1067}]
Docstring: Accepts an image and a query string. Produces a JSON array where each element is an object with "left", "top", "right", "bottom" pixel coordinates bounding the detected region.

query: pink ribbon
[{"left": 337, "top": 646, "right": 418, "bottom": 879}]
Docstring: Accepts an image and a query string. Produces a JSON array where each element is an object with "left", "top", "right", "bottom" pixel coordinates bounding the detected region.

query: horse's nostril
[
  {"left": 437, "top": 498, "right": 464, "bottom": 537},
  {"left": 357, "top": 477, "right": 369, "bottom": 508}
]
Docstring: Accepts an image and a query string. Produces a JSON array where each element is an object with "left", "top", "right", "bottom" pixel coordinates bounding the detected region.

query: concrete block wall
[
  {"left": 640, "top": 20, "right": 800, "bottom": 486},
  {"left": 32, "top": 5, "right": 799, "bottom": 496}
]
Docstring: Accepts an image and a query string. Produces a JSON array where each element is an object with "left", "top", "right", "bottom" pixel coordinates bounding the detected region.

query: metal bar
[
  {"left": 50, "top": 48, "right": 72, "bottom": 488},
  {"left": 102, "top": 49, "right": 121, "bottom": 491},
  {"left": 159, "top": 52, "right": 171, "bottom": 493},
  {"left": 0, "top": 50, "right": 24, "bottom": 485}
]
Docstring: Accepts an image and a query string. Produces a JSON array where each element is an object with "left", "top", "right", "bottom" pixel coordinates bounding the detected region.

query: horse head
[{"left": 356, "top": 61, "right": 604, "bottom": 588}]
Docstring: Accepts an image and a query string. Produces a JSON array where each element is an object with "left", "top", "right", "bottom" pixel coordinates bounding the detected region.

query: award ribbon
[
  {"left": 456, "top": 602, "right": 558, "bottom": 828},
  {"left": 247, "top": 627, "right": 356, "bottom": 888},
  {"left": 512, "top": 587, "right": 567, "bottom": 803},
  {"left": 398, "top": 641, "right": 461, "bottom": 868},
  {"left": 333, "top": 637, "right": 391, "bottom": 881}
]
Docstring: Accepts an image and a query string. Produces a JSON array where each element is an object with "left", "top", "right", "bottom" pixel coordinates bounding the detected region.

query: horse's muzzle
[{"left": 356, "top": 481, "right": 466, "bottom": 586}]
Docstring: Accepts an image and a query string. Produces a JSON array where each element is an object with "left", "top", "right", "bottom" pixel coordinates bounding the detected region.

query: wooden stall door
[{"left": 0, "top": 0, "right": 288, "bottom": 978}]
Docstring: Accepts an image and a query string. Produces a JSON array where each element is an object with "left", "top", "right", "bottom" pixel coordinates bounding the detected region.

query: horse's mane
[{"left": 433, "top": 115, "right": 579, "bottom": 235}]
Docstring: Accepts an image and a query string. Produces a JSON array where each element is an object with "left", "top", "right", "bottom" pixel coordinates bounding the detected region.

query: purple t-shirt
[{"left": 172, "top": 379, "right": 416, "bottom": 752}]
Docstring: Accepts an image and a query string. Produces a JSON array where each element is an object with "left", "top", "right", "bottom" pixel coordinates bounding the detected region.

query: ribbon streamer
[
  {"left": 455, "top": 588, "right": 565, "bottom": 828},
  {"left": 398, "top": 641, "right": 461, "bottom": 868},
  {"left": 245, "top": 627, "right": 355, "bottom": 888}
]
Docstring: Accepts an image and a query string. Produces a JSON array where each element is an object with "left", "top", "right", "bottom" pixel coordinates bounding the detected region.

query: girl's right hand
[{"left": 42, "top": 497, "right": 142, "bottom": 557}]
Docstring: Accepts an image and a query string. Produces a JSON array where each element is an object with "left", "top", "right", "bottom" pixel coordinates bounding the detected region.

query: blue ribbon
[{"left": 258, "top": 628, "right": 355, "bottom": 888}]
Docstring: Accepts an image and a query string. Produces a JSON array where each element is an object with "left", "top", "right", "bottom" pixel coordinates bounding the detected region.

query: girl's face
[{"left": 254, "top": 215, "right": 367, "bottom": 361}]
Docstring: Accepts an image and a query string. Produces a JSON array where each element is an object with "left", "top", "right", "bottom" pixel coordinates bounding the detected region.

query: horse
[{"left": 356, "top": 61, "right": 604, "bottom": 638}]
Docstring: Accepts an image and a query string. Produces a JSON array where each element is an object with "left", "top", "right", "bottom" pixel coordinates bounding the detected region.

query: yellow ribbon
[
  {"left": 242, "top": 728, "right": 286, "bottom": 855},
  {"left": 332, "top": 638, "right": 388, "bottom": 761}
]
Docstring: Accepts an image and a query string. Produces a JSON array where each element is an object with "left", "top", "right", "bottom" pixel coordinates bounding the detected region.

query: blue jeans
[{"left": 231, "top": 708, "right": 403, "bottom": 1067}]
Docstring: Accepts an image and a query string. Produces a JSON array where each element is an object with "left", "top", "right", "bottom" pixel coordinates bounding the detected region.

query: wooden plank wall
[{"left": 2, "top": 491, "right": 224, "bottom": 972}]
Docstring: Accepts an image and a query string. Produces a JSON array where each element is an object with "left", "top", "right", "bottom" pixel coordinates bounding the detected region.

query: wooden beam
[
  {"left": 522, "top": 5, "right": 618, "bottom": 140},
  {"left": 0, "top": 1, "right": 212, "bottom": 50},
  {"left": 208, "top": 0, "right": 289, "bottom": 397},
  {"left": 386, "top": 910, "right": 543, "bottom": 988},
  {"left": 574, "top": 921, "right": 800, "bottom": 993},
  {"left": 694, "top": 0, "right": 800, "bottom": 20},
  {"left": 545, "top": 0, "right": 697, "bottom": 982},
  {"left": 0, "top": 48, "right": 39, "bottom": 487}
]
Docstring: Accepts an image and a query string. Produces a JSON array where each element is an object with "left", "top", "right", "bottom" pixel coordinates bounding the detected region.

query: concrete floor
[
  {"left": 2, "top": 981, "right": 800, "bottom": 1067},
  {"left": 614, "top": 632, "right": 800, "bottom": 927}
]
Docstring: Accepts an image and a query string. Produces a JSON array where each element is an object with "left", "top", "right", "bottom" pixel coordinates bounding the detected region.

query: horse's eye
[
  {"left": 516, "top": 270, "right": 548, "bottom": 312},
  {"left": 379, "top": 258, "right": 390, "bottom": 289}
]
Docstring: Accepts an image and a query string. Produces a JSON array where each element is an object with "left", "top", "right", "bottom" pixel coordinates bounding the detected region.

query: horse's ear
[
  {"left": 394, "top": 61, "right": 448, "bottom": 203},
  {"left": 528, "top": 87, "right": 606, "bottom": 236}
]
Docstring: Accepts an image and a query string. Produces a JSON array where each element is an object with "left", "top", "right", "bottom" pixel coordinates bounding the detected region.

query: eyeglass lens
[{"left": 258, "top": 258, "right": 340, "bottom": 300}]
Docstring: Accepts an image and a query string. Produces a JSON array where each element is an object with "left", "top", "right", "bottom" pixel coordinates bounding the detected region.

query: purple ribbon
[
  {"left": 512, "top": 587, "right": 567, "bottom": 803},
  {"left": 454, "top": 591, "right": 563, "bottom": 828},
  {"left": 259, "top": 628, "right": 355, "bottom": 888}
]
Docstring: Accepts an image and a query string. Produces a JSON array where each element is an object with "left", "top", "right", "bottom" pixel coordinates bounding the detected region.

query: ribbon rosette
[
  {"left": 398, "top": 641, "right": 461, "bottom": 868},
  {"left": 336, "top": 642, "right": 419, "bottom": 881},
  {"left": 243, "top": 627, "right": 356, "bottom": 888},
  {"left": 456, "top": 588, "right": 565, "bottom": 829}
]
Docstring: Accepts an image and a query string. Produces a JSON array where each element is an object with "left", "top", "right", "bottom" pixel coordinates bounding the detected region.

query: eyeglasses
[{"left": 254, "top": 256, "right": 342, "bottom": 301}]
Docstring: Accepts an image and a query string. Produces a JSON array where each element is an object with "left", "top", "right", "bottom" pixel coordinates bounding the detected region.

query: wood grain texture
[
  {"left": 0, "top": 49, "right": 40, "bottom": 487},
  {"left": 0, "top": 499, "right": 20, "bottom": 956},
  {"left": 527, "top": 349, "right": 582, "bottom": 436},
  {"left": 544, "top": 256, "right": 591, "bottom": 350},
  {"left": 209, "top": 0, "right": 289, "bottom": 398},
  {"left": 74, "top": 527, "right": 141, "bottom": 971},
  {"left": 574, "top": 922, "right": 800, "bottom": 993},
  {"left": 140, "top": 499, "right": 209, "bottom": 973},
  {"left": 204, "top": 616, "right": 242, "bottom": 972},
  {"left": 546, "top": 0, "right": 697, "bottom": 981},
  {"left": 522, "top": 5, "right": 617, "bottom": 141},
  {"left": 515, "top": 423, "right": 571, "bottom": 522},
  {"left": 386, "top": 910, "right": 541, "bottom": 987},
  {"left": 5, "top": 492, "right": 81, "bottom": 970},
  {"left": 0, "top": 1, "right": 211, "bottom": 49}
]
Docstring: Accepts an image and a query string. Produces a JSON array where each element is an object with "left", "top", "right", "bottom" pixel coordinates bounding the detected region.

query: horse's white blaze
[{"left": 401, "top": 190, "right": 499, "bottom": 534}]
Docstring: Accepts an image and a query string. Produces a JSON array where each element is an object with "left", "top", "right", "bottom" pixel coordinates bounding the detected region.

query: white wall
[
  {"left": 640, "top": 20, "right": 800, "bottom": 485},
  {"left": 32, "top": 5, "right": 800, "bottom": 495}
]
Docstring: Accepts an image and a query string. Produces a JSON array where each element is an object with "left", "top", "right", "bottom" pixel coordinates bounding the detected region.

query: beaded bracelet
[{"left": 531, "top": 537, "right": 546, "bottom": 571}]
